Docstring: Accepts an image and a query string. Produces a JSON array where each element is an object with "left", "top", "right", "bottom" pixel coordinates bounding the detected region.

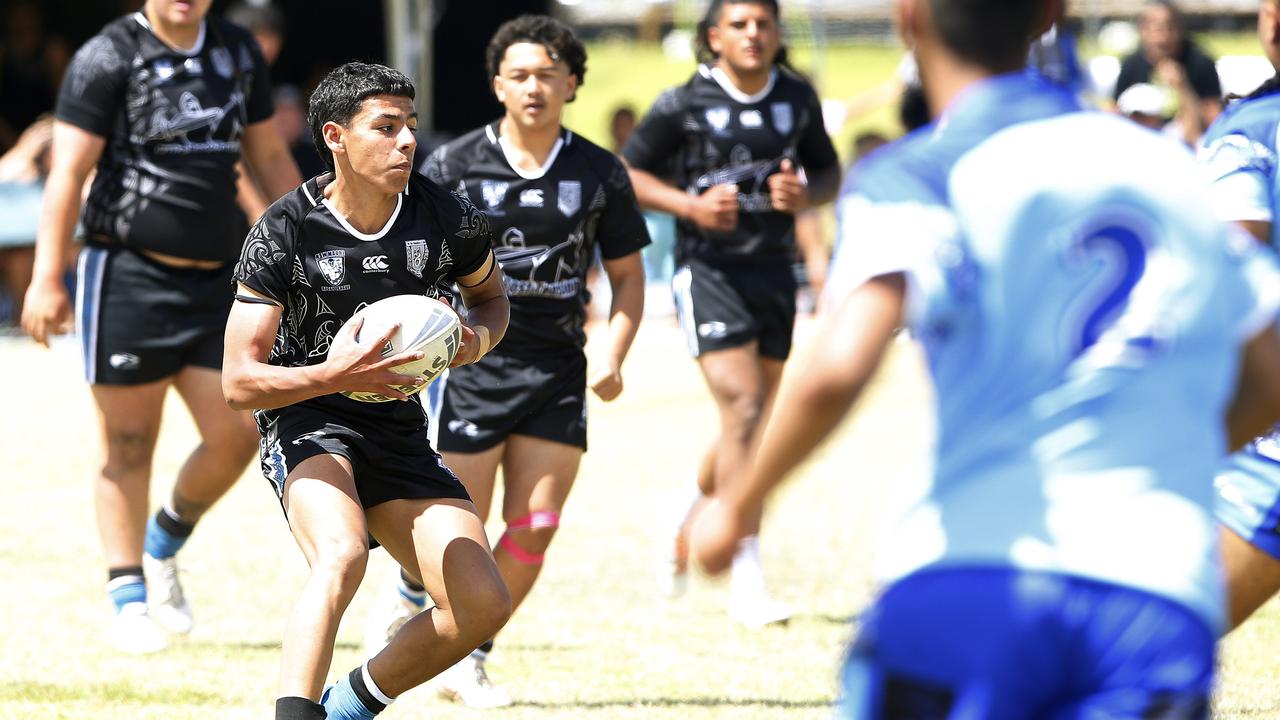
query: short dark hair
[
  {"left": 485, "top": 15, "right": 587, "bottom": 102},
  {"left": 307, "top": 62, "right": 415, "bottom": 171},
  {"left": 695, "top": 0, "right": 791, "bottom": 68},
  {"left": 926, "top": 0, "right": 1042, "bottom": 71}
]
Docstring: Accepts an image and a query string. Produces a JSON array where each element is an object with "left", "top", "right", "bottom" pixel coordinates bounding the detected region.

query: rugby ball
[{"left": 339, "top": 294, "right": 462, "bottom": 403}]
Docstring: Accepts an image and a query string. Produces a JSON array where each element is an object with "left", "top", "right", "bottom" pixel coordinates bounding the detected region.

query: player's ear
[
  {"left": 895, "top": 0, "right": 920, "bottom": 52},
  {"left": 1031, "top": 0, "right": 1061, "bottom": 39},
  {"left": 707, "top": 23, "right": 724, "bottom": 57},
  {"left": 565, "top": 73, "right": 579, "bottom": 103},
  {"left": 492, "top": 74, "right": 506, "bottom": 104},
  {"left": 322, "top": 120, "right": 345, "bottom": 160}
]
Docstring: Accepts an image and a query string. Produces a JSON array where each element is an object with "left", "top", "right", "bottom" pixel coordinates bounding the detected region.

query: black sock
[
  {"left": 399, "top": 568, "right": 425, "bottom": 594},
  {"left": 348, "top": 666, "right": 387, "bottom": 714},
  {"left": 155, "top": 506, "right": 196, "bottom": 537},
  {"left": 108, "top": 566, "right": 144, "bottom": 582},
  {"left": 275, "top": 696, "right": 326, "bottom": 720},
  {"left": 478, "top": 639, "right": 494, "bottom": 655}
]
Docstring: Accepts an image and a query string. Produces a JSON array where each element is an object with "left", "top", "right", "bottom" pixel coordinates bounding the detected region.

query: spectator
[
  {"left": 609, "top": 104, "right": 636, "bottom": 154},
  {"left": 272, "top": 84, "right": 326, "bottom": 179},
  {"left": 0, "top": 1, "right": 70, "bottom": 150},
  {"left": 1114, "top": 0, "right": 1222, "bottom": 145},
  {"left": 224, "top": 1, "right": 285, "bottom": 67},
  {"left": 0, "top": 115, "right": 53, "bottom": 328}
]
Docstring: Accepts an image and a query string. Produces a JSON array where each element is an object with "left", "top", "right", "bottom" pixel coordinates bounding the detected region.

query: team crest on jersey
[
  {"left": 317, "top": 250, "right": 346, "bottom": 288},
  {"left": 481, "top": 181, "right": 508, "bottom": 211},
  {"left": 706, "top": 106, "right": 731, "bottom": 134},
  {"left": 557, "top": 181, "right": 581, "bottom": 216},
  {"left": 406, "top": 239, "right": 428, "bottom": 278},
  {"left": 211, "top": 47, "right": 235, "bottom": 79},
  {"left": 153, "top": 59, "right": 176, "bottom": 81},
  {"left": 771, "top": 103, "right": 794, "bottom": 135}
]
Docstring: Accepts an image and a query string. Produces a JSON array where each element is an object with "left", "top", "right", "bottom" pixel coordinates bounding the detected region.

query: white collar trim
[
  {"left": 495, "top": 126, "right": 570, "bottom": 180},
  {"left": 134, "top": 12, "right": 207, "bottom": 56},
  {"left": 701, "top": 64, "right": 777, "bottom": 105},
  {"left": 322, "top": 194, "right": 403, "bottom": 241}
]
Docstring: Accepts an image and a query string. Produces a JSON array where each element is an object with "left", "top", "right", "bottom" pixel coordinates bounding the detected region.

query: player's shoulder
[
  {"left": 74, "top": 14, "right": 140, "bottom": 60},
  {"left": 846, "top": 126, "right": 946, "bottom": 206},
  {"left": 425, "top": 125, "right": 492, "bottom": 179},
  {"left": 263, "top": 176, "right": 325, "bottom": 233},
  {"left": 408, "top": 172, "right": 483, "bottom": 222},
  {"left": 1204, "top": 89, "right": 1280, "bottom": 148},
  {"left": 774, "top": 65, "right": 820, "bottom": 100},
  {"left": 439, "top": 124, "right": 493, "bottom": 157},
  {"left": 651, "top": 75, "right": 700, "bottom": 115},
  {"left": 564, "top": 129, "right": 621, "bottom": 169}
]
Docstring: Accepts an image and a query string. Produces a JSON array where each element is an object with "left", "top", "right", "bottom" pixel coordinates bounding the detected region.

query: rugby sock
[
  {"left": 397, "top": 569, "right": 427, "bottom": 608},
  {"left": 322, "top": 664, "right": 393, "bottom": 719},
  {"left": 730, "top": 535, "right": 767, "bottom": 598},
  {"left": 470, "top": 638, "right": 495, "bottom": 662},
  {"left": 144, "top": 505, "right": 195, "bottom": 560},
  {"left": 275, "top": 696, "right": 327, "bottom": 720},
  {"left": 107, "top": 566, "right": 146, "bottom": 613}
]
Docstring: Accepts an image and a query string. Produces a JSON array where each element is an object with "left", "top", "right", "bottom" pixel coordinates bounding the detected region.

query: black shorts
[
  {"left": 76, "top": 246, "right": 233, "bottom": 385},
  {"left": 671, "top": 258, "right": 797, "bottom": 360},
  {"left": 427, "top": 351, "right": 588, "bottom": 453},
  {"left": 255, "top": 402, "right": 471, "bottom": 512}
]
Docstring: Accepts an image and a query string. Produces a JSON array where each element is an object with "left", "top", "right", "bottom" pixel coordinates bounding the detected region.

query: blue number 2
[{"left": 1063, "top": 222, "right": 1158, "bottom": 362}]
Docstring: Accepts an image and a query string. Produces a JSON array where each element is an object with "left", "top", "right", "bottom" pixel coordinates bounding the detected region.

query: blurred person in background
[
  {"left": 1199, "top": 0, "right": 1280, "bottom": 632},
  {"left": 623, "top": 0, "right": 840, "bottom": 627},
  {"left": 274, "top": 84, "right": 327, "bottom": 179},
  {"left": 21, "top": 0, "right": 300, "bottom": 654},
  {"left": 0, "top": 1, "right": 69, "bottom": 151},
  {"left": 0, "top": 115, "right": 53, "bottom": 329},
  {"left": 364, "top": 16, "right": 649, "bottom": 707},
  {"left": 1114, "top": 0, "right": 1222, "bottom": 145}
]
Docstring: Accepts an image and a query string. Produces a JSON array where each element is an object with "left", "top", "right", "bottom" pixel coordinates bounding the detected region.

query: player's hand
[
  {"left": 689, "top": 497, "right": 750, "bottom": 576},
  {"left": 450, "top": 321, "right": 490, "bottom": 368},
  {"left": 1155, "top": 59, "right": 1188, "bottom": 91},
  {"left": 20, "top": 276, "right": 73, "bottom": 348},
  {"left": 324, "top": 316, "right": 424, "bottom": 400},
  {"left": 689, "top": 183, "right": 739, "bottom": 232},
  {"left": 589, "top": 363, "right": 623, "bottom": 402},
  {"left": 767, "top": 159, "right": 808, "bottom": 214}
]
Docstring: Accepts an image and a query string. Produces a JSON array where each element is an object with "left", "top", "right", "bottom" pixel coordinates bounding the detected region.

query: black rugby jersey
[
  {"left": 56, "top": 13, "right": 273, "bottom": 262},
  {"left": 423, "top": 124, "right": 649, "bottom": 356},
  {"left": 623, "top": 64, "right": 838, "bottom": 267},
  {"left": 233, "top": 172, "right": 493, "bottom": 425}
]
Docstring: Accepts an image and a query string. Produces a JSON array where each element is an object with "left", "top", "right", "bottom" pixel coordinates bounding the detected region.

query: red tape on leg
[{"left": 498, "top": 512, "right": 561, "bottom": 565}]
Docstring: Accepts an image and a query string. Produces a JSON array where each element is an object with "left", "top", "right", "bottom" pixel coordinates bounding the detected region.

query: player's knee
[
  {"left": 457, "top": 576, "right": 511, "bottom": 640},
  {"left": 504, "top": 526, "right": 557, "bottom": 556},
  {"left": 498, "top": 511, "right": 560, "bottom": 564},
  {"left": 721, "top": 394, "right": 765, "bottom": 439},
  {"left": 310, "top": 538, "right": 369, "bottom": 599},
  {"left": 102, "top": 427, "right": 156, "bottom": 473}
]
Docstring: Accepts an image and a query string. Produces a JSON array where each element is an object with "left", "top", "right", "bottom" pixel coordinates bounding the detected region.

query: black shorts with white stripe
[{"left": 670, "top": 257, "right": 797, "bottom": 360}]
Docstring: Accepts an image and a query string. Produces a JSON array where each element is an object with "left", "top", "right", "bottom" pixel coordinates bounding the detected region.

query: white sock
[
  {"left": 672, "top": 477, "right": 706, "bottom": 532},
  {"left": 362, "top": 660, "right": 396, "bottom": 706},
  {"left": 731, "top": 535, "right": 766, "bottom": 598}
]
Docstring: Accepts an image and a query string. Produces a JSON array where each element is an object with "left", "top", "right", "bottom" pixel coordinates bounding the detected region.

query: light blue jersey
[
  {"left": 831, "top": 73, "right": 1280, "bottom": 632},
  {"left": 1200, "top": 85, "right": 1280, "bottom": 560}
]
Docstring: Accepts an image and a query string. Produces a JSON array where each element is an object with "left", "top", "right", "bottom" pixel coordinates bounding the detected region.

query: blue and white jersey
[
  {"left": 1199, "top": 86, "right": 1280, "bottom": 246},
  {"left": 830, "top": 73, "right": 1280, "bottom": 632}
]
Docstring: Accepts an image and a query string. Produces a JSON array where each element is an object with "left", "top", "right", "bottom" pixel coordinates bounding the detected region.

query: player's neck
[
  {"left": 143, "top": 7, "right": 203, "bottom": 51},
  {"left": 497, "top": 116, "right": 562, "bottom": 170},
  {"left": 714, "top": 60, "right": 772, "bottom": 97},
  {"left": 919, "top": 55, "right": 1005, "bottom": 121},
  {"left": 323, "top": 172, "right": 400, "bottom": 235}
]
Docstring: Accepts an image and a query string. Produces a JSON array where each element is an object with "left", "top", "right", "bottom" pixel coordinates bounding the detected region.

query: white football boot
[
  {"left": 434, "top": 653, "right": 513, "bottom": 709},
  {"left": 143, "top": 553, "right": 193, "bottom": 635},
  {"left": 728, "top": 536, "right": 793, "bottom": 628},
  {"left": 109, "top": 602, "right": 169, "bottom": 654}
]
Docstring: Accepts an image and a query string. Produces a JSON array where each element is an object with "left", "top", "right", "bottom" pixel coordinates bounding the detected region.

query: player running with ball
[
  {"left": 363, "top": 15, "right": 649, "bottom": 707},
  {"left": 221, "top": 62, "right": 511, "bottom": 720}
]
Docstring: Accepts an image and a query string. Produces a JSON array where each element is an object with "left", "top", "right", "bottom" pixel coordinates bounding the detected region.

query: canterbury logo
[{"left": 362, "top": 255, "right": 390, "bottom": 272}]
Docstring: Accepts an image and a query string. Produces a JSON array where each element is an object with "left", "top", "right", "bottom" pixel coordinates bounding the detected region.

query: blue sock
[
  {"left": 397, "top": 569, "right": 427, "bottom": 608},
  {"left": 107, "top": 568, "right": 146, "bottom": 612},
  {"left": 322, "top": 666, "right": 390, "bottom": 720},
  {"left": 144, "top": 506, "right": 194, "bottom": 560}
]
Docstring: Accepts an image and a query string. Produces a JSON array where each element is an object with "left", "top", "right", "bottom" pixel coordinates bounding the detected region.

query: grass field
[{"left": 2, "top": 315, "right": 1279, "bottom": 719}]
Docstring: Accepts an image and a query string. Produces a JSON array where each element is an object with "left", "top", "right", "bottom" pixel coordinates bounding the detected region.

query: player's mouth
[
  {"left": 523, "top": 102, "right": 546, "bottom": 115},
  {"left": 391, "top": 161, "right": 411, "bottom": 173}
]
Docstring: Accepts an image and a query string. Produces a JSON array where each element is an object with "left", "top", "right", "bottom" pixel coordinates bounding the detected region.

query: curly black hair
[
  {"left": 485, "top": 14, "right": 587, "bottom": 102},
  {"left": 308, "top": 62, "right": 415, "bottom": 171}
]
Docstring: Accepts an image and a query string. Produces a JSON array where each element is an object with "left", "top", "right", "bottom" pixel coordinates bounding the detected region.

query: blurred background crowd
[{"left": 0, "top": 0, "right": 1269, "bottom": 332}]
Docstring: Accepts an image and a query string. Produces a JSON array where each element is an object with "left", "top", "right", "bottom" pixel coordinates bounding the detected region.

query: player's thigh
[
  {"left": 440, "top": 444, "right": 505, "bottom": 521},
  {"left": 499, "top": 434, "right": 583, "bottom": 519},
  {"left": 366, "top": 497, "right": 506, "bottom": 610},
  {"left": 90, "top": 379, "right": 170, "bottom": 465},
  {"left": 282, "top": 453, "right": 369, "bottom": 568},
  {"left": 172, "top": 365, "right": 257, "bottom": 450},
  {"left": 1220, "top": 524, "right": 1280, "bottom": 631}
]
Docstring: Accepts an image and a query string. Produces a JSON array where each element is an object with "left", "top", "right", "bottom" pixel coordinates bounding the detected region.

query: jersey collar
[
  {"left": 133, "top": 12, "right": 207, "bottom": 57},
  {"left": 486, "top": 123, "right": 572, "bottom": 180},
  {"left": 700, "top": 64, "right": 778, "bottom": 105}
]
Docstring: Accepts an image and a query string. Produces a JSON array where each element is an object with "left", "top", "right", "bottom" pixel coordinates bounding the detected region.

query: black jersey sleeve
[
  {"left": 242, "top": 33, "right": 275, "bottom": 124},
  {"left": 622, "top": 86, "right": 687, "bottom": 175},
  {"left": 597, "top": 156, "right": 652, "bottom": 260},
  {"left": 795, "top": 85, "right": 839, "bottom": 175},
  {"left": 420, "top": 144, "right": 458, "bottom": 188},
  {"left": 55, "top": 30, "right": 130, "bottom": 138},
  {"left": 233, "top": 199, "right": 297, "bottom": 304},
  {"left": 439, "top": 187, "right": 494, "bottom": 278}
]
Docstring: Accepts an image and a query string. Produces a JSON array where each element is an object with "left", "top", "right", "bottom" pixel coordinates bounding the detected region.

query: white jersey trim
[
  {"left": 133, "top": 12, "right": 207, "bottom": 56},
  {"left": 498, "top": 135, "right": 566, "bottom": 180},
  {"left": 321, "top": 194, "right": 403, "bottom": 242},
  {"left": 700, "top": 64, "right": 777, "bottom": 105}
]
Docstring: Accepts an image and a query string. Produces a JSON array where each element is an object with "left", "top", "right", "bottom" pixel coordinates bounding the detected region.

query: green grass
[{"left": 3, "top": 316, "right": 1279, "bottom": 718}]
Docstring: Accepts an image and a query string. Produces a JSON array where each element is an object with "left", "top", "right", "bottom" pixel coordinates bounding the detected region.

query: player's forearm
[
  {"left": 627, "top": 166, "right": 695, "bottom": 220},
  {"left": 224, "top": 359, "right": 336, "bottom": 411},
  {"left": 247, "top": 140, "right": 303, "bottom": 202},
  {"left": 804, "top": 164, "right": 841, "bottom": 208},
  {"left": 464, "top": 294, "right": 510, "bottom": 356},
  {"left": 236, "top": 161, "right": 270, "bottom": 224},
  {"left": 603, "top": 268, "right": 644, "bottom": 370},
  {"left": 31, "top": 168, "right": 86, "bottom": 282}
]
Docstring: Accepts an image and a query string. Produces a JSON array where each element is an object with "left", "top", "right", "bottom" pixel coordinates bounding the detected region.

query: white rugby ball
[{"left": 339, "top": 294, "right": 462, "bottom": 403}]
